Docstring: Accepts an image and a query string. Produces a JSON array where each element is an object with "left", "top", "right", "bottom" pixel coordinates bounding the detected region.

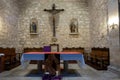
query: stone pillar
[{"left": 108, "top": 0, "right": 120, "bottom": 75}]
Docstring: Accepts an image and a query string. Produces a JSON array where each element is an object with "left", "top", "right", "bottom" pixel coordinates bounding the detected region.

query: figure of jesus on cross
[
  {"left": 43, "top": 4, "right": 64, "bottom": 76},
  {"left": 44, "top": 4, "right": 64, "bottom": 37}
]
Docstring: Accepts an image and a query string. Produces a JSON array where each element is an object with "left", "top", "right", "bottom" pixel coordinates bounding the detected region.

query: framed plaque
[
  {"left": 50, "top": 44, "right": 59, "bottom": 52},
  {"left": 50, "top": 44, "right": 60, "bottom": 62}
]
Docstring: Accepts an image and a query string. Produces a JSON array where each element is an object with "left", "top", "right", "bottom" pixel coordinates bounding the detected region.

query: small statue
[
  {"left": 30, "top": 21, "right": 37, "bottom": 33},
  {"left": 70, "top": 18, "right": 78, "bottom": 33}
]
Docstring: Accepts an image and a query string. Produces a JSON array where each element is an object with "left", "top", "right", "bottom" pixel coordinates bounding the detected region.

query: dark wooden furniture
[
  {"left": 24, "top": 47, "right": 43, "bottom": 52},
  {"left": 62, "top": 47, "right": 84, "bottom": 53},
  {"left": 85, "top": 47, "right": 109, "bottom": 70},
  {"left": 0, "top": 55, "right": 4, "bottom": 73},
  {"left": 0, "top": 47, "right": 20, "bottom": 71}
]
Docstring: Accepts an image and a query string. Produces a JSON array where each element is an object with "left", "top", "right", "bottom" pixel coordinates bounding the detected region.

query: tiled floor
[{"left": 0, "top": 64, "right": 120, "bottom": 80}]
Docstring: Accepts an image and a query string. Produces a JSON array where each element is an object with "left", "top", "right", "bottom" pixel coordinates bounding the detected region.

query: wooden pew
[
  {"left": 9, "top": 48, "right": 20, "bottom": 68},
  {"left": 0, "top": 55, "right": 4, "bottom": 73},
  {"left": 95, "top": 48, "right": 109, "bottom": 69},
  {"left": 86, "top": 47, "right": 109, "bottom": 70},
  {"left": 0, "top": 47, "right": 19, "bottom": 71},
  {"left": 62, "top": 47, "right": 84, "bottom": 53},
  {"left": 24, "top": 47, "right": 43, "bottom": 52}
]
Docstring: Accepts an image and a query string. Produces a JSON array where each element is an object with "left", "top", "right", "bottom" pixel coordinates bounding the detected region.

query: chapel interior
[{"left": 0, "top": 0, "right": 120, "bottom": 80}]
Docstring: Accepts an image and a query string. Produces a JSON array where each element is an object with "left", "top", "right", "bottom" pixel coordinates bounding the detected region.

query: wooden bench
[
  {"left": 86, "top": 47, "right": 109, "bottom": 70},
  {"left": 62, "top": 47, "right": 84, "bottom": 53},
  {"left": 0, "top": 55, "right": 4, "bottom": 73},
  {"left": 0, "top": 47, "right": 20, "bottom": 71}
]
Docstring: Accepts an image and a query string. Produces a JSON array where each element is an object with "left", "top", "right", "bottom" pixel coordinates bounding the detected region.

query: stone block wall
[
  {"left": 0, "top": 0, "right": 19, "bottom": 48},
  {"left": 0, "top": 0, "right": 116, "bottom": 53},
  {"left": 88, "top": 0, "right": 109, "bottom": 47},
  {"left": 17, "top": 0, "right": 90, "bottom": 51}
]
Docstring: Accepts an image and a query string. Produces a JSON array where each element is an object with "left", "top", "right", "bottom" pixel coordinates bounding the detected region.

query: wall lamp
[
  {"left": 108, "top": 16, "right": 119, "bottom": 30},
  {"left": 109, "top": 23, "right": 118, "bottom": 29}
]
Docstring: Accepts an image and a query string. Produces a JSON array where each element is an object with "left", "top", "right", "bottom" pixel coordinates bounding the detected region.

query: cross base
[{"left": 51, "top": 37, "right": 57, "bottom": 42}]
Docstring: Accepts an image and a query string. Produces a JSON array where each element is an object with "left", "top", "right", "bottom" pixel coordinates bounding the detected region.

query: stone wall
[
  {"left": 0, "top": 0, "right": 113, "bottom": 52},
  {"left": 17, "top": 0, "right": 90, "bottom": 51},
  {"left": 0, "top": 0, "right": 19, "bottom": 48},
  {"left": 108, "top": 0, "right": 120, "bottom": 74},
  {"left": 88, "top": 0, "right": 109, "bottom": 47}
]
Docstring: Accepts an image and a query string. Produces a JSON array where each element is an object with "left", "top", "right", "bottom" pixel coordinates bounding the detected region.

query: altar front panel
[{"left": 21, "top": 52, "right": 85, "bottom": 73}]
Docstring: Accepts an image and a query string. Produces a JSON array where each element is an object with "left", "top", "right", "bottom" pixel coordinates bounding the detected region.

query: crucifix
[{"left": 44, "top": 4, "right": 64, "bottom": 37}]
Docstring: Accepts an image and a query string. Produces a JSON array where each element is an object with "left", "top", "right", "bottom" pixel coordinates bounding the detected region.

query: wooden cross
[{"left": 44, "top": 4, "right": 64, "bottom": 37}]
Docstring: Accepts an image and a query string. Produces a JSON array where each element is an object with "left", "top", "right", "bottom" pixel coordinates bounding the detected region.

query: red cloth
[{"left": 25, "top": 52, "right": 81, "bottom": 54}]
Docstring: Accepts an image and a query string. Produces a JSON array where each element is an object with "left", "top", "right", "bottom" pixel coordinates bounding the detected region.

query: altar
[{"left": 21, "top": 52, "right": 85, "bottom": 73}]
